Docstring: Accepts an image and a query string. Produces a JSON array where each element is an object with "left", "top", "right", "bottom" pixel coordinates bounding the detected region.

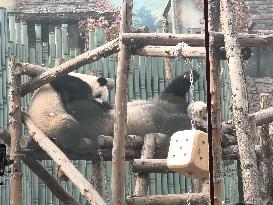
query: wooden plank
[
  {"left": 126, "top": 193, "right": 209, "bottom": 205},
  {"left": 133, "top": 134, "right": 156, "bottom": 196},
  {"left": 22, "top": 113, "right": 106, "bottom": 205},
  {"left": 8, "top": 56, "right": 22, "bottom": 205},
  {"left": 112, "top": 0, "right": 132, "bottom": 204},
  {"left": 221, "top": 0, "right": 261, "bottom": 203},
  {"left": 122, "top": 32, "right": 273, "bottom": 48}
]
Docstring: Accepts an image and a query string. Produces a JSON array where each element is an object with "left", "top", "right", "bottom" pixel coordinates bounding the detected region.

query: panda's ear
[{"left": 97, "top": 77, "right": 108, "bottom": 86}]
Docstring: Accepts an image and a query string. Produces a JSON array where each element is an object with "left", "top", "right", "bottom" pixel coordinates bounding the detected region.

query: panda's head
[
  {"left": 187, "top": 101, "right": 207, "bottom": 132},
  {"left": 68, "top": 72, "right": 109, "bottom": 103}
]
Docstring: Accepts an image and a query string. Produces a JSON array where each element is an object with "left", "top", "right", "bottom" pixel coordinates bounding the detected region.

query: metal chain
[
  {"left": 187, "top": 184, "right": 192, "bottom": 205},
  {"left": 97, "top": 148, "right": 110, "bottom": 205},
  {"left": 190, "top": 69, "right": 196, "bottom": 130},
  {"left": 126, "top": 161, "right": 134, "bottom": 196}
]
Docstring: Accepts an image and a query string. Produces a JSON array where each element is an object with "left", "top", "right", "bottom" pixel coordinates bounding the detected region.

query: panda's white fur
[
  {"left": 187, "top": 101, "right": 208, "bottom": 132},
  {"left": 69, "top": 72, "right": 108, "bottom": 102}
]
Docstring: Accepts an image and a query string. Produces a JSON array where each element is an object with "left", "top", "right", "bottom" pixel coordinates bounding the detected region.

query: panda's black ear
[{"left": 97, "top": 77, "right": 107, "bottom": 86}]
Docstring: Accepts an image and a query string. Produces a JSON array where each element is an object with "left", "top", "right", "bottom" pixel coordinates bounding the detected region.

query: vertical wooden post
[
  {"left": 92, "top": 160, "right": 103, "bottom": 196},
  {"left": 208, "top": 0, "right": 222, "bottom": 204},
  {"left": 170, "top": 0, "right": 177, "bottom": 34},
  {"left": 112, "top": 0, "right": 132, "bottom": 205},
  {"left": 162, "top": 17, "right": 173, "bottom": 83},
  {"left": 260, "top": 93, "right": 273, "bottom": 201},
  {"left": 220, "top": 0, "right": 261, "bottom": 203},
  {"left": 133, "top": 134, "right": 156, "bottom": 196},
  {"left": 8, "top": 56, "right": 22, "bottom": 205}
]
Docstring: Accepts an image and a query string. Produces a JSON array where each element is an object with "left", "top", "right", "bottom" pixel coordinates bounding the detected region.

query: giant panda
[
  {"left": 28, "top": 69, "right": 201, "bottom": 154},
  {"left": 28, "top": 72, "right": 113, "bottom": 152}
]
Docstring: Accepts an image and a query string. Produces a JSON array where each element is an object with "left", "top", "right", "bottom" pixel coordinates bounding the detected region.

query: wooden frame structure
[{"left": 1, "top": 0, "right": 273, "bottom": 204}]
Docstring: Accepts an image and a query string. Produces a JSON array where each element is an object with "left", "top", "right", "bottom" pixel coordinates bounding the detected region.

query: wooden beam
[
  {"left": 132, "top": 146, "right": 262, "bottom": 173},
  {"left": 22, "top": 113, "right": 106, "bottom": 205},
  {"left": 132, "top": 46, "right": 251, "bottom": 60},
  {"left": 112, "top": 0, "right": 132, "bottom": 205},
  {"left": 208, "top": 0, "right": 222, "bottom": 204},
  {"left": 122, "top": 32, "right": 273, "bottom": 48},
  {"left": 0, "top": 128, "right": 80, "bottom": 205},
  {"left": 133, "top": 134, "right": 156, "bottom": 196},
  {"left": 221, "top": 0, "right": 261, "bottom": 203},
  {"left": 20, "top": 38, "right": 119, "bottom": 96},
  {"left": 23, "top": 156, "right": 80, "bottom": 205},
  {"left": 126, "top": 194, "right": 209, "bottom": 205},
  {"left": 17, "top": 62, "right": 115, "bottom": 90},
  {"left": 259, "top": 93, "right": 273, "bottom": 200},
  {"left": 8, "top": 56, "right": 22, "bottom": 205}
]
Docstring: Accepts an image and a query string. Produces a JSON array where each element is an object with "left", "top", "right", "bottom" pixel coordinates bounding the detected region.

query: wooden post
[
  {"left": 92, "top": 160, "right": 103, "bottom": 196},
  {"left": 208, "top": 0, "right": 222, "bottom": 204},
  {"left": 133, "top": 134, "right": 156, "bottom": 196},
  {"left": 112, "top": 0, "right": 132, "bottom": 204},
  {"left": 22, "top": 113, "right": 107, "bottom": 205},
  {"left": 161, "top": 15, "right": 174, "bottom": 83},
  {"left": 220, "top": 0, "right": 261, "bottom": 203},
  {"left": 259, "top": 93, "right": 273, "bottom": 201},
  {"left": 8, "top": 56, "right": 22, "bottom": 205}
]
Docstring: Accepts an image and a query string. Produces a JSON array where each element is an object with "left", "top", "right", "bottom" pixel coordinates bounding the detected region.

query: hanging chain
[
  {"left": 190, "top": 69, "right": 196, "bottom": 130},
  {"left": 126, "top": 161, "right": 134, "bottom": 196},
  {"left": 97, "top": 148, "right": 110, "bottom": 205},
  {"left": 187, "top": 184, "right": 192, "bottom": 205}
]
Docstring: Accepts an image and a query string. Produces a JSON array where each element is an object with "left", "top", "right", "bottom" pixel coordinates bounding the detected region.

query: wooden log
[
  {"left": 126, "top": 193, "right": 209, "bottom": 205},
  {"left": 132, "top": 46, "right": 206, "bottom": 58},
  {"left": 122, "top": 32, "right": 273, "bottom": 48},
  {"left": 133, "top": 134, "right": 156, "bottom": 196},
  {"left": 208, "top": 0, "right": 222, "bottom": 204},
  {"left": 24, "top": 156, "right": 80, "bottom": 205},
  {"left": 0, "top": 130, "right": 80, "bottom": 205},
  {"left": 259, "top": 93, "right": 273, "bottom": 200},
  {"left": 221, "top": 0, "right": 261, "bottom": 203},
  {"left": 16, "top": 62, "right": 115, "bottom": 90},
  {"left": 22, "top": 113, "right": 106, "bottom": 205},
  {"left": 20, "top": 38, "right": 119, "bottom": 96},
  {"left": 132, "top": 46, "right": 251, "bottom": 60},
  {"left": 122, "top": 33, "right": 205, "bottom": 46},
  {"left": 112, "top": 1, "right": 132, "bottom": 205},
  {"left": 92, "top": 160, "right": 103, "bottom": 196},
  {"left": 97, "top": 135, "right": 145, "bottom": 148},
  {"left": 8, "top": 56, "right": 23, "bottom": 205},
  {"left": 132, "top": 145, "right": 262, "bottom": 173}
]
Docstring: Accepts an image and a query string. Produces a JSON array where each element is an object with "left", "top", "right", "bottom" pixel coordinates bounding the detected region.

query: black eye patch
[{"left": 97, "top": 77, "right": 107, "bottom": 86}]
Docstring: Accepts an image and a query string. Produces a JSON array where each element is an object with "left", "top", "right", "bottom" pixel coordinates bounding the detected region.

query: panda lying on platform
[{"left": 29, "top": 70, "right": 206, "bottom": 153}]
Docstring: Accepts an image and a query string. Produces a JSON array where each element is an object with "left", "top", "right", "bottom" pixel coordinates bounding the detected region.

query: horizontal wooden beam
[
  {"left": 122, "top": 33, "right": 205, "bottom": 46},
  {"left": 126, "top": 194, "right": 209, "bottom": 205},
  {"left": 132, "top": 46, "right": 251, "bottom": 60},
  {"left": 132, "top": 145, "right": 261, "bottom": 173},
  {"left": 222, "top": 106, "right": 273, "bottom": 133},
  {"left": 122, "top": 32, "right": 273, "bottom": 48},
  {"left": 22, "top": 113, "right": 106, "bottom": 205},
  {"left": 20, "top": 38, "right": 119, "bottom": 96}
]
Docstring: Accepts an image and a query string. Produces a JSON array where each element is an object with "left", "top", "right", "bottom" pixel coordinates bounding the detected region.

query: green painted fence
[{"left": 0, "top": 8, "right": 239, "bottom": 205}]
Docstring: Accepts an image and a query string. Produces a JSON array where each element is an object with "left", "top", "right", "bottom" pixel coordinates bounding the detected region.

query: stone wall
[
  {"left": 246, "top": 0, "right": 273, "bottom": 30},
  {"left": 247, "top": 76, "right": 273, "bottom": 113}
]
